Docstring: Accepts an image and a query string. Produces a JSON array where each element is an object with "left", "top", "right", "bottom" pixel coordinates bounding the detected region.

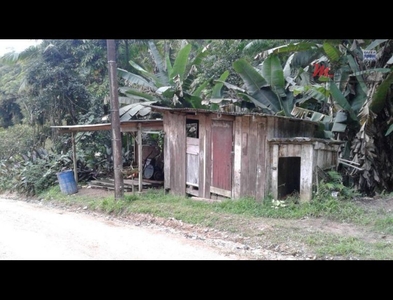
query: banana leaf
[
  {"left": 148, "top": 41, "right": 169, "bottom": 86},
  {"left": 156, "top": 86, "right": 175, "bottom": 99},
  {"left": 209, "top": 98, "right": 237, "bottom": 104},
  {"left": 280, "top": 91, "right": 295, "bottom": 116},
  {"left": 352, "top": 68, "right": 391, "bottom": 77},
  {"left": 329, "top": 80, "right": 358, "bottom": 121},
  {"left": 215, "top": 80, "right": 246, "bottom": 93},
  {"left": 347, "top": 54, "right": 368, "bottom": 95},
  {"left": 182, "top": 64, "right": 197, "bottom": 92},
  {"left": 305, "top": 85, "right": 329, "bottom": 102},
  {"left": 118, "top": 101, "right": 157, "bottom": 121},
  {"left": 331, "top": 110, "right": 347, "bottom": 132},
  {"left": 386, "top": 55, "right": 393, "bottom": 65},
  {"left": 127, "top": 60, "right": 161, "bottom": 86},
  {"left": 283, "top": 53, "right": 294, "bottom": 79},
  {"left": 237, "top": 92, "right": 276, "bottom": 114},
  {"left": 370, "top": 71, "right": 393, "bottom": 114},
  {"left": 233, "top": 59, "right": 267, "bottom": 93},
  {"left": 170, "top": 43, "right": 191, "bottom": 83},
  {"left": 291, "top": 106, "right": 331, "bottom": 123},
  {"left": 333, "top": 66, "right": 351, "bottom": 92},
  {"left": 311, "top": 111, "right": 331, "bottom": 122},
  {"left": 233, "top": 59, "right": 280, "bottom": 112},
  {"left": 187, "top": 44, "right": 210, "bottom": 73},
  {"left": 261, "top": 54, "right": 286, "bottom": 97},
  {"left": 185, "top": 94, "right": 205, "bottom": 109},
  {"left": 117, "top": 68, "right": 156, "bottom": 90},
  {"left": 323, "top": 42, "right": 341, "bottom": 62},
  {"left": 211, "top": 71, "right": 229, "bottom": 99},
  {"left": 118, "top": 97, "right": 149, "bottom": 105},
  {"left": 119, "top": 87, "right": 156, "bottom": 102},
  {"left": 290, "top": 50, "right": 322, "bottom": 69},
  {"left": 385, "top": 124, "right": 393, "bottom": 136},
  {"left": 262, "top": 42, "right": 320, "bottom": 56},
  {"left": 365, "top": 39, "right": 388, "bottom": 50},
  {"left": 350, "top": 83, "right": 368, "bottom": 113},
  {"left": 192, "top": 80, "right": 209, "bottom": 98},
  {"left": 255, "top": 88, "right": 282, "bottom": 113},
  {"left": 165, "top": 52, "right": 173, "bottom": 83},
  {"left": 138, "top": 106, "right": 151, "bottom": 116}
]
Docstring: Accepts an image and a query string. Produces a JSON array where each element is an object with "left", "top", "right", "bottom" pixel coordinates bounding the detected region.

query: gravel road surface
[{"left": 0, "top": 197, "right": 239, "bottom": 260}]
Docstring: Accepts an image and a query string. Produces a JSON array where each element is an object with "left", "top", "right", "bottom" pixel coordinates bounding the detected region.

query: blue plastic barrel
[{"left": 57, "top": 170, "right": 78, "bottom": 195}]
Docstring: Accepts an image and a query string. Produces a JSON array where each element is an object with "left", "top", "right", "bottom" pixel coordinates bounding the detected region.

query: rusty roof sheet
[
  {"left": 51, "top": 119, "right": 163, "bottom": 133},
  {"left": 149, "top": 105, "right": 320, "bottom": 125}
]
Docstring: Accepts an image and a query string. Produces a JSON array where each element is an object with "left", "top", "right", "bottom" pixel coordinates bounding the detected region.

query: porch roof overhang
[{"left": 50, "top": 119, "right": 163, "bottom": 133}]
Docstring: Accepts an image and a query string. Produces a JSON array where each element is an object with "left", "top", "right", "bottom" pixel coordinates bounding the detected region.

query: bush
[
  {"left": 0, "top": 124, "right": 36, "bottom": 160},
  {"left": 314, "top": 170, "right": 360, "bottom": 202}
]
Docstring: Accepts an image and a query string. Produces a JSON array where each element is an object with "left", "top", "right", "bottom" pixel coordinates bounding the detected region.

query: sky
[{"left": 0, "top": 39, "right": 42, "bottom": 56}]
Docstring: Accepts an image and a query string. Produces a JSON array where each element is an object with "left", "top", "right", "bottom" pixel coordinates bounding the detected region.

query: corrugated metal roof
[
  {"left": 51, "top": 119, "right": 163, "bottom": 133},
  {"left": 149, "top": 105, "right": 320, "bottom": 125}
]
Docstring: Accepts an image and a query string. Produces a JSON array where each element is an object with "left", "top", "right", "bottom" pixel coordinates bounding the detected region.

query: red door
[{"left": 211, "top": 120, "right": 233, "bottom": 197}]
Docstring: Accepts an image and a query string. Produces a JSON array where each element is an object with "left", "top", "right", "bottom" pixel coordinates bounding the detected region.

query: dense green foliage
[
  {"left": 0, "top": 124, "right": 36, "bottom": 160},
  {"left": 0, "top": 59, "right": 24, "bottom": 128}
]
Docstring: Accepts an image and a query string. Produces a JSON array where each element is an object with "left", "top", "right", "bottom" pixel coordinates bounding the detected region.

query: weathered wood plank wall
[
  {"left": 201, "top": 114, "right": 211, "bottom": 198},
  {"left": 163, "top": 111, "right": 186, "bottom": 195},
  {"left": 255, "top": 121, "right": 267, "bottom": 201}
]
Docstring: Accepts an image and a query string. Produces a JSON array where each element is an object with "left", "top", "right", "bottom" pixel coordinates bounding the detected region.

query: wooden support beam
[
  {"left": 138, "top": 123, "right": 143, "bottom": 192},
  {"left": 72, "top": 132, "right": 78, "bottom": 183}
]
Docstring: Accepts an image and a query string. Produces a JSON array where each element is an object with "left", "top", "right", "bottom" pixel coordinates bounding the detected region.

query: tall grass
[{"left": 39, "top": 185, "right": 369, "bottom": 225}]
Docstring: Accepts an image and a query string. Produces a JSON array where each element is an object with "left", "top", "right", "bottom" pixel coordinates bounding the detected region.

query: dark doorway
[{"left": 277, "top": 157, "right": 300, "bottom": 199}]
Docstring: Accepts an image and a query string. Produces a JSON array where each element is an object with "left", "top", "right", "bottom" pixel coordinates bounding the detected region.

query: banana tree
[
  {"left": 116, "top": 40, "right": 213, "bottom": 112},
  {"left": 272, "top": 40, "right": 393, "bottom": 195},
  {"left": 204, "top": 42, "right": 328, "bottom": 113},
  {"left": 269, "top": 39, "right": 393, "bottom": 194},
  {"left": 209, "top": 39, "right": 393, "bottom": 195},
  {"left": 205, "top": 56, "right": 297, "bottom": 116}
]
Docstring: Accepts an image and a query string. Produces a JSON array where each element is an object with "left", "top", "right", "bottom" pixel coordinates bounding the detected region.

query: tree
[{"left": 0, "top": 59, "right": 25, "bottom": 128}]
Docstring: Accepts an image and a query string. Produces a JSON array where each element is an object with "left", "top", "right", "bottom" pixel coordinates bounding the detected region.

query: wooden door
[
  {"left": 186, "top": 137, "right": 199, "bottom": 187},
  {"left": 211, "top": 120, "right": 233, "bottom": 197}
]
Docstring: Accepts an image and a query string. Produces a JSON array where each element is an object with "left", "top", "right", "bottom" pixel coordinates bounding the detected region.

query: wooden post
[
  {"left": 72, "top": 132, "right": 78, "bottom": 183},
  {"left": 138, "top": 123, "right": 143, "bottom": 192},
  {"left": 107, "top": 39, "right": 124, "bottom": 200}
]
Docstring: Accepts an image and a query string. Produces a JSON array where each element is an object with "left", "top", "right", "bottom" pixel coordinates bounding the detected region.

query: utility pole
[{"left": 107, "top": 39, "right": 124, "bottom": 200}]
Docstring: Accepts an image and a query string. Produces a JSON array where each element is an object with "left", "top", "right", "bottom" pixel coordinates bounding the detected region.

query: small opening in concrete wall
[{"left": 278, "top": 157, "right": 300, "bottom": 199}]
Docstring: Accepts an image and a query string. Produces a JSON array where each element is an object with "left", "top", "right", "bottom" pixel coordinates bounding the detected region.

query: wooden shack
[{"left": 152, "top": 106, "right": 342, "bottom": 203}]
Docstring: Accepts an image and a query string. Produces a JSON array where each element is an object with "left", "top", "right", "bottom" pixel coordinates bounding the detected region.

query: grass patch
[
  {"left": 374, "top": 216, "right": 393, "bottom": 234},
  {"left": 38, "top": 187, "right": 369, "bottom": 224},
  {"left": 313, "top": 235, "right": 369, "bottom": 258},
  {"left": 39, "top": 186, "right": 98, "bottom": 206},
  {"left": 301, "top": 232, "right": 393, "bottom": 260}
]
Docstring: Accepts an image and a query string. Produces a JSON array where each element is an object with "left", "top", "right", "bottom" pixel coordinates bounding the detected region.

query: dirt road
[{"left": 0, "top": 197, "right": 241, "bottom": 260}]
